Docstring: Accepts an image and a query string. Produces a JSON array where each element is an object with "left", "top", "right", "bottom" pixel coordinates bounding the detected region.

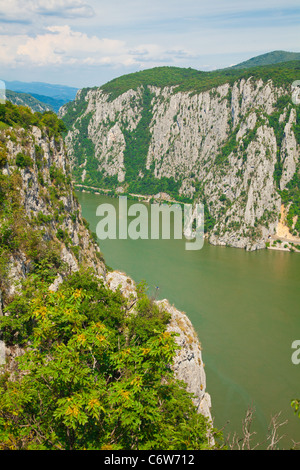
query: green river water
[{"left": 77, "top": 191, "right": 300, "bottom": 449}]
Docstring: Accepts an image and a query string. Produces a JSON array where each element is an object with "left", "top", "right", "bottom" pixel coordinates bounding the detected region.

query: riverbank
[
  {"left": 77, "top": 190, "right": 300, "bottom": 449},
  {"left": 74, "top": 185, "right": 299, "bottom": 253},
  {"left": 267, "top": 204, "right": 300, "bottom": 252},
  {"left": 73, "top": 183, "right": 190, "bottom": 204}
]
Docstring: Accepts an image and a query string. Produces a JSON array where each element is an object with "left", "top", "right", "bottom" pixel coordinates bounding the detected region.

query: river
[{"left": 77, "top": 191, "right": 300, "bottom": 449}]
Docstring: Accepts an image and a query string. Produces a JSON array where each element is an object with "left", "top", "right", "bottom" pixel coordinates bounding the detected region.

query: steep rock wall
[
  {"left": 0, "top": 124, "right": 105, "bottom": 307},
  {"left": 106, "top": 270, "right": 213, "bottom": 424},
  {"left": 61, "top": 77, "right": 299, "bottom": 251}
]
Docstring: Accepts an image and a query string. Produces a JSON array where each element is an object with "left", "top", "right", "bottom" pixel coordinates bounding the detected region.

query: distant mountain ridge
[
  {"left": 60, "top": 58, "right": 300, "bottom": 251},
  {"left": 231, "top": 50, "right": 300, "bottom": 69},
  {"left": 3, "top": 80, "right": 79, "bottom": 114},
  {"left": 4, "top": 80, "right": 78, "bottom": 102},
  {"left": 6, "top": 89, "right": 52, "bottom": 113},
  {"left": 3, "top": 51, "right": 299, "bottom": 113},
  {"left": 29, "top": 93, "right": 65, "bottom": 113}
]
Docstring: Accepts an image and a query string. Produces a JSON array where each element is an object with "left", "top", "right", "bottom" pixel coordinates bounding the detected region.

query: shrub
[
  {"left": 0, "top": 144, "right": 7, "bottom": 168},
  {"left": 15, "top": 152, "right": 33, "bottom": 169}
]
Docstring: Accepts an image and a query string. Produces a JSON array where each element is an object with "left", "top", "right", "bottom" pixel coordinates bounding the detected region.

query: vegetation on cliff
[
  {"left": 0, "top": 267, "right": 217, "bottom": 450},
  {"left": 0, "top": 104, "right": 218, "bottom": 450},
  {"left": 61, "top": 60, "right": 300, "bottom": 243},
  {"left": 99, "top": 60, "right": 300, "bottom": 101}
]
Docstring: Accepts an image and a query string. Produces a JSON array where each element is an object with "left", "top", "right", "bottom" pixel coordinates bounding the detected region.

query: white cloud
[
  {"left": 14, "top": 25, "right": 194, "bottom": 68},
  {"left": 34, "top": 0, "right": 95, "bottom": 18},
  {"left": 0, "top": 33, "right": 28, "bottom": 65},
  {"left": 16, "top": 26, "right": 130, "bottom": 66},
  {"left": 0, "top": 0, "right": 95, "bottom": 23},
  {"left": 0, "top": 0, "right": 299, "bottom": 86}
]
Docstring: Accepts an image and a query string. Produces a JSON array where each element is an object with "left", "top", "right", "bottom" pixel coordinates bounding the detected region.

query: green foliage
[
  {"left": 215, "top": 126, "right": 240, "bottom": 166},
  {"left": 127, "top": 168, "right": 184, "bottom": 200},
  {"left": 0, "top": 101, "right": 66, "bottom": 139},
  {"left": 67, "top": 107, "right": 119, "bottom": 189},
  {"left": 49, "top": 165, "right": 66, "bottom": 186},
  {"left": 15, "top": 152, "right": 33, "bottom": 169},
  {"left": 293, "top": 105, "right": 300, "bottom": 146},
  {"left": 231, "top": 51, "right": 300, "bottom": 69},
  {"left": 267, "top": 96, "right": 292, "bottom": 188},
  {"left": 281, "top": 170, "right": 300, "bottom": 235},
  {"left": 6, "top": 90, "right": 51, "bottom": 113},
  {"left": 279, "top": 98, "right": 300, "bottom": 235},
  {"left": 192, "top": 182, "right": 216, "bottom": 233},
  {"left": 291, "top": 399, "right": 300, "bottom": 418},
  {"left": 39, "top": 112, "right": 67, "bottom": 139},
  {"left": 61, "top": 89, "right": 89, "bottom": 130},
  {"left": 98, "top": 61, "right": 300, "bottom": 102},
  {"left": 100, "top": 67, "right": 202, "bottom": 102},
  {"left": 128, "top": 283, "right": 171, "bottom": 344},
  {"left": 123, "top": 86, "right": 153, "bottom": 184},
  {"left": 0, "top": 270, "right": 215, "bottom": 450},
  {"left": 0, "top": 142, "right": 7, "bottom": 168}
]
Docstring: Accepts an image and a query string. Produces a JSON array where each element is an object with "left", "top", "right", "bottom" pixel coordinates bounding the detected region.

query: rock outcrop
[
  {"left": 61, "top": 76, "right": 299, "bottom": 251},
  {"left": 0, "top": 124, "right": 105, "bottom": 305},
  {"left": 0, "top": 121, "right": 213, "bottom": 427},
  {"left": 106, "top": 270, "right": 213, "bottom": 424}
]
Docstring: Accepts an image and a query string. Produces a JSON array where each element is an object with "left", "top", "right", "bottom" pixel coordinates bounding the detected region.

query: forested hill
[
  {"left": 0, "top": 101, "right": 215, "bottom": 450},
  {"left": 61, "top": 59, "right": 300, "bottom": 251},
  {"left": 231, "top": 50, "right": 300, "bottom": 69},
  {"left": 97, "top": 60, "right": 300, "bottom": 101}
]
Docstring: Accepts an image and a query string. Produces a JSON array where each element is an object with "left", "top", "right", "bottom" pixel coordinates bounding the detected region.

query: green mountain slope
[
  {"left": 4, "top": 80, "right": 78, "bottom": 102},
  {"left": 6, "top": 90, "right": 52, "bottom": 113},
  {"left": 0, "top": 100, "right": 214, "bottom": 450},
  {"left": 231, "top": 50, "right": 300, "bottom": 69},
  {"left": 91, "top": 60, "right": 300, "bottom": 102},
  {"left": 61, "top": 59, "right": 300, "bottom": 250},
  {"left": 30, "top": 93, "right": 65, "bottom": 113}
]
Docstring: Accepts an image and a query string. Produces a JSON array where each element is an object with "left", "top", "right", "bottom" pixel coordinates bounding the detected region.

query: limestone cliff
[
  {"left": 61, "top": 71, "right": 300, "bottom": 251},
  {"left": 0, "top": 123, "right": 105, "bottom": 311},
  {"left": 106, "top": 270, "right": 213, "bottom": 423},
  {"left": 0, "top": 115, "right": 213, "bottom": 426}
]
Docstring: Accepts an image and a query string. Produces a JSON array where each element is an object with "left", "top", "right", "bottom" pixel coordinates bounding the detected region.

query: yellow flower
[
  {"left": 121, "top": 390, "right": 130, "bottom": 400},
  {"left": 34, "top": 306, "right": 47, "bottom": 318},
  {"left": 77, "top": 333, "right": 86, "bottom": 345},
  {"left": 74, "top": 289, "right": 82, "bottom": 299},
  {"left": 96, "top": 335, "right": 106, "bottom": 344},
  {"left": 88, "top": 398, "right": 100, "bottom": 409},
  {"left": 66, "top": 405, "right": 79, "bottom": 417},
  {"left": 121, "top": 348, "right": 131, "bottom": 358}
]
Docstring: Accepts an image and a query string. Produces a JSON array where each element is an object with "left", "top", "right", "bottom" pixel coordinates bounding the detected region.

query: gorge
[{"left": 0, "top": 56, "right": 300, "bottom": 449}]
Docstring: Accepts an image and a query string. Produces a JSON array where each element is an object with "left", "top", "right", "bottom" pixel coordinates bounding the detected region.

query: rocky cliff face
[
  {"left": 61, "top": 76, "right": 300, "bottom": 251},
  {"left": 0, "top": 119, "right": 213, "bottom": 425},
  {"left": 106, "top": 270, "right": 213, "bottom": 424},
  {"left": 0, "top": 124, "right": 105, "bottom": 310}
]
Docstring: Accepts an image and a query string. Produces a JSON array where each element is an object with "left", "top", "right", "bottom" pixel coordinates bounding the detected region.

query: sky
[{"left": 0, "top": 0, "right": 299, "bottom": 88}]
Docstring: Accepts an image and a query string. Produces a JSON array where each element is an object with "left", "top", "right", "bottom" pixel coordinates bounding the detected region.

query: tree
[{"left": 0, "top": 271, "right": 216, "bottom": 450}]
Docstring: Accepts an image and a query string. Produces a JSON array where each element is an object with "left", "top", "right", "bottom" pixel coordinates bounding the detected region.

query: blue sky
[{"left": 0, "top": 0, "right": 299, "bottom": 88}]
